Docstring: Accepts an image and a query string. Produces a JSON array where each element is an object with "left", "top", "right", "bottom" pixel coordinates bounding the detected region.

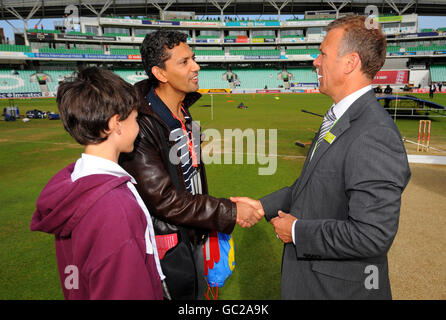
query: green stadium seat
[
  {"left": 114, "top": 69, "right": 148, "bottom": 85},
  {"left": 102, "top": 32, "right": 130, "bottom": 37},
  {"left": 27, "top": 29, "right": 61, "bottom": 34},
  {"left": 110, "top": 48, "right": 140, "bottom": 55},
  {"left": 0, "top": 70, "right": 40, "bottom": 93},
  {"left": 430, "top": 65, "right": 446, "bottom": 82},
  {"left": 387, "top": 46, "right": 401, "bottom": 53},
  {"left": 0, "top": 44, "right": 31, "bottom": 52},
  {"left": 193, "top": 49, "right": 224, "bottom": 56},
  {"left": 287, "top": 68, "right": 318, "bottom": 83},
  {"left": 0, "top": 67, "right": 318, "bottom": 93},
  {"left": 196, "top": 35, "right": 220, "bottom": 39},
  {"left": 39, "top": 47, "right": 104, "bottom": 55},
  {"left": 195, "top": 69, "right": 229, "bottom": 89},
  {"left": 66, "top": 31, "right": 96, "bottom": 36},
  {"left": 230, "top": 49, "right": 280, "bottom": 56},
  {"left": 286, "top": 48, "right": 320, "bottom": 55}
]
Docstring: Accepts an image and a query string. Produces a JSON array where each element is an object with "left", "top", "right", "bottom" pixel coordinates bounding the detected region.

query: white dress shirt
[
  {"left": 71, "top": 153, "right": 165, "bottom": 280},
  {"left": 291, "top": 85, "right": 373, "bottom": 245}
]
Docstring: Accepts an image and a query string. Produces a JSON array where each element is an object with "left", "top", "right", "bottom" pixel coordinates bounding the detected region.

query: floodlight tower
[
  {"left": 210, "top": 0, "right": 234, "bottom": 22},
  {"left": 385, "top": 0, "right": 416, "bottom": 15},
  {"left": 267, "top": 0, "right": 291, "bottom": 21},
  {"left": 82, "top": 0, "right": 113, "bottom": 36},
  {"left": 4, "top": 1, "right": 41, "bottom": 46},
  {"left": 149, "top": 0, "right": 175, "bottom": 20},
  {"left": 324, "top": 1, "right": 350, "bottom": 18}
]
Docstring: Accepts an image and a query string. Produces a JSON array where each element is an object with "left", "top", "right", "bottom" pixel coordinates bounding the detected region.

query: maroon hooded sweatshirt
[{"left": 30, "top": 163, "right": 163, "bottom": 300}]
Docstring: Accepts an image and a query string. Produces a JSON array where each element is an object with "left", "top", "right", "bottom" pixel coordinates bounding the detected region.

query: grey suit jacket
[{"left": 260, "top": 90, "right": 411, "bottom": 300}]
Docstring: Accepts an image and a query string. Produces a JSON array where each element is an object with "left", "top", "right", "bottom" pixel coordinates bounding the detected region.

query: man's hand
[
  {"left": 270, "top": 211, "right": 297, "bottom": 243},
  {"left": 230, "top": 197, "right": 265, "bottom": 216},
  {"left": 231, "top": 197, "right": 264, "bottom": 228}
]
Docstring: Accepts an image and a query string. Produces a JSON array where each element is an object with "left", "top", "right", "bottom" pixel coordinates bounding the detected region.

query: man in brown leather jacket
[{"left": 119, "top": 30, "right": 262, "bottom": 300}]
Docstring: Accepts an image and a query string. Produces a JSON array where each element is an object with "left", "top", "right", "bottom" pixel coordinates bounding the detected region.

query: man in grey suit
[{"left": 231, "top": 15, "right": 411, "bottom": 299}]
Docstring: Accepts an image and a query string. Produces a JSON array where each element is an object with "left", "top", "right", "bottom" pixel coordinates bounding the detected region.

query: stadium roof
[{"left": 1, "top": 0, "right": 446, "bottom": 20}]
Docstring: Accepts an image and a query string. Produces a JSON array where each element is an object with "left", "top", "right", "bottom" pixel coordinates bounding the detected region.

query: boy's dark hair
[
  {"left": 56, "top": 67, "right": 137, "bottom": 145},
  {"left": 140, "top": 30, "right": 188, "bottom": 87}
]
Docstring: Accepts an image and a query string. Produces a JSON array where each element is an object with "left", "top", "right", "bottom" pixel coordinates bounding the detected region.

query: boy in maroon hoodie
[{"left": 30, "top": 67, "right": 164, "bottom": 300}]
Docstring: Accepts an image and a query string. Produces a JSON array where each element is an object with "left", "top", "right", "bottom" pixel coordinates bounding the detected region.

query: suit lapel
[
  {"left": 294, "top": 114, "right": 351, "bottom": 196},
  {"left": 293, "top": 90, "right": 375, "bottom": 197}
]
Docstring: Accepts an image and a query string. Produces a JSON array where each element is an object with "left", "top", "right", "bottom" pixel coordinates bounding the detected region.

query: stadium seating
[
  {"left": 39, "top": 47, "right": 104, "bottom": 55},
  {"left": 27, "top": 29, "right": 60, "bottom": 34},
  {"left": 286, "top": 48, "right": 319, "bottom": 55},
  {"left": 102, "top": 32, "right": 130, "bottom": 37},
  {"left": 230, "top": 49, "right": 280, "bottom": 56},
  {"left": 66, "top": 31, "right": 96, "bottom": 36},
  {"left": 114, "top": 69, "right": 148, "bottom": 85},
  {"left": 387, "top": 46, "right": 401, "bottom": 53},
  {"left": 229, "top": 68, "right": 315, "bottom": 88},
  {"left": 43, "top": 70, "right": 75, "bottom": 92},
  {"left": 430, "top": 65, "right": 446, "bottom": 82},
  {"left": 252, "top": 35, "right": 276, "bottom": 39},
  {"left": 0, "top": 44, "right": 31, "bottom": 52},
  {"left": 195, "top": 69, "right": 229, "bottom": 89},
  {"left": 0, "top": 70, "right": 41, "bottom": 93},
  {"left": 196, "top": 35, "right": 220, "bottom": 39},
  {"left": 405, "top": 45, "right": 446, "bottom": 52},
  {"left": 0, "top": 67, "right": 319, "bottom": 93},
  {"left": 231, "top": 69, "right": 282, "bottom": 89},
  {"left": 281, "top": 35, "right": 304, "bottom": 38},
  {"left": 287, "top": 68, "right": 318, "bottom": 83},
  {"left": 193, "top": 49, "right": 224, "bottom": 56},
  {"left": 110, "top": 48, "right": 140, "bottom": 55}
]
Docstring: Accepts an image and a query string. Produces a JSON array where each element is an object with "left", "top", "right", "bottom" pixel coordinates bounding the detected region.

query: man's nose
[
  {"left": 313, "top": 55, "right": 321, "bottom": 67},
  {"left": 192, "top": 59, "right": 200, "bottom": 72}
]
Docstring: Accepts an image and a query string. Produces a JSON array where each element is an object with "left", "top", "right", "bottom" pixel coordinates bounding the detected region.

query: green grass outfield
[{"left": 1, "top": 93, "right": 445, "bottom": 300}]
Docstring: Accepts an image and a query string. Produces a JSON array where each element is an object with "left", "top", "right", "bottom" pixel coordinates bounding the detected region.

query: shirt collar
[
  {"left": 71, "top": 153, "right": 137, "bottom": 184},
  {"left": 146, "top": 87, "right": 190, "bottom": 130},
  {"left": 332, "top": 85, "right": 372, "bottom": 120}
]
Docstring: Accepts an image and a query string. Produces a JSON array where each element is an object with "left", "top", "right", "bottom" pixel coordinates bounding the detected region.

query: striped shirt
[{"left": 146, "top": 88, "right": 202, "bottom": 195}]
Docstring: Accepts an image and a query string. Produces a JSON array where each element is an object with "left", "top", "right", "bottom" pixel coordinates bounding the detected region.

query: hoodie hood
[{"left": 31, "top": 163, "right": 131, "bottom": 237}]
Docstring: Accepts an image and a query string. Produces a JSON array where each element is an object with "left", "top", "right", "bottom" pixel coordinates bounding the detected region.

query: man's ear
[
  {"left": 152, "top": 66, "right": 167, "bottom": 84},
  {"left": 344, "top": 52, "right": 361, "bottom": 75}
]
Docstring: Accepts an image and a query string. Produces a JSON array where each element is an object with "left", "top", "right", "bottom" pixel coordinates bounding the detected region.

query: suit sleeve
[
  {"left": 260, "top": 178, "right": 299, "bottom": 221},
  {"left": 293, "top": 126, "right": 411, "bottom": 259}
]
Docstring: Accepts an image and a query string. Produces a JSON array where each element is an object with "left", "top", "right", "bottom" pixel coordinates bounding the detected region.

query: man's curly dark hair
[{"left": 140, "top": 30, "right": 188, "bottom": 87}]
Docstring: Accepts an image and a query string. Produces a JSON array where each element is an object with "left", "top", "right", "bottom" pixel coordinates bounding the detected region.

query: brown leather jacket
[{"left": 119, "top": 79, "right": 236, "bottom": 245}]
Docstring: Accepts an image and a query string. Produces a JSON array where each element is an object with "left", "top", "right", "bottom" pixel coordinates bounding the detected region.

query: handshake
[
  {"left": 230, "top": 197, "right": 297, "bottom": 243},
  {"left": 231, "top": 196, "right": 264, "bottom": 228}
]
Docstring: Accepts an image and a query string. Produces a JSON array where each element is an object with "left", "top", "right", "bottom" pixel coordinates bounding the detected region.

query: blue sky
[{"left": 0, "top": 15, "right": 444, "bottom": 43}]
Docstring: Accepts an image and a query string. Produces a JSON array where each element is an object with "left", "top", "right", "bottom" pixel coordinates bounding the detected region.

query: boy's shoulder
[
  {"left": 91, "top": 184, "right": 141, "bottom": 217},
  {"left": 77, "top": 183, "right": 145, "bottom": 238},
  {"left": 71, "top": 183, "right": 147, "bottom": 275}
]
